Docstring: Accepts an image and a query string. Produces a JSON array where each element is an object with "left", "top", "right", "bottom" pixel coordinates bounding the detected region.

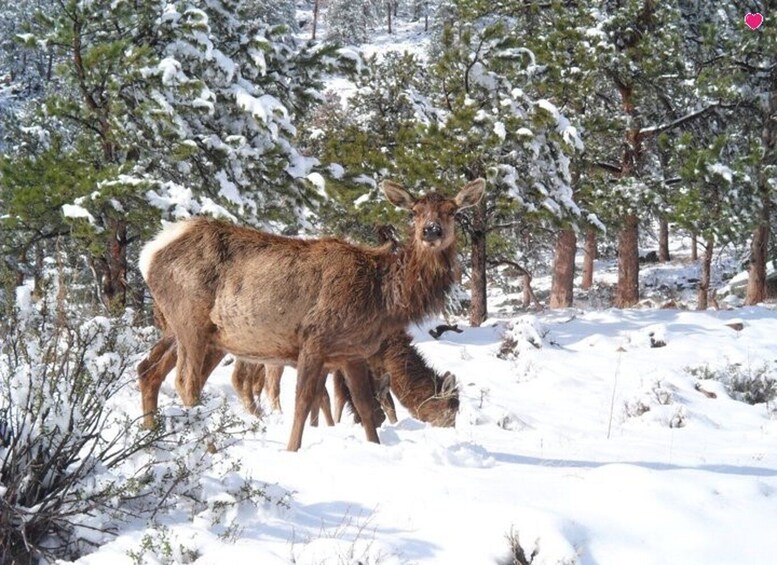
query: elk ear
[
  {"left": 381, "top": 180, "right": 416, "bottom": 210},
  {"left": 454, "top": 178, "right": 485, "bottom": 210}
]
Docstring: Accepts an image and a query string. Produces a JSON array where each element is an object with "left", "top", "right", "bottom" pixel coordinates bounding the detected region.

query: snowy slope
[{"left": 74, "top": 295, "right": 777, "bottom": 565}]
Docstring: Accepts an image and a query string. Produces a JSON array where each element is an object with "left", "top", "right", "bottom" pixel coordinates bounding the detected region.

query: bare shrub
[
  {"left": 0, "top": 300, "right": 161, "bottom": 562},
  {"left": 499, "top": 528, "right": 539, "bottom": 565},
  {"left": 685, "top": 362, "right": 777, "bottom": 406},
  {"left": 0, "top": 287, "right": 260, "bottom": 562}
]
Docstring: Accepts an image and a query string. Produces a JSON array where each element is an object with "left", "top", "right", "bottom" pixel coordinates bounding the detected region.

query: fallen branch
[{"left": 428, "top": 324, "right": 463, "bottom": 339}]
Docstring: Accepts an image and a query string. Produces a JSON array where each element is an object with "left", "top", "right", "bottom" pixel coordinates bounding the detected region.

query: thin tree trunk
[
  {"left": 616, "top": 214, "right": 640, "bottom": 307},
  {"left": 387, "top": 1, "right": 393, "bottom": 34},
  {"left": 745, "top": 84, "right": 775, "bottom": 305},
  {"left": 745, "top": 223, "right": 769, "bottom": 305},
  {"left": 32, "top": 244, "right": 44, "bottom": 300},
  {"left": 550, "top": 229, "right": 576, "bottom": 308},
  {"left": 615, "top": 79, "right": 641, "bottom": 309},
  {"left": 469, "top": 197, "right": 488, "bottom": 327},
  {"left": 658, "top": 217, "right": 670, "bottom": 262},
  {"left": 582, "top": 228, "right": 595, "bottom": 290},
  {"left": 312, "top": 0, "right": 319, "bottom": 40},
  {"left": 102, "top": 218, "right": 128, "bottom": 311},
  {"left": 522, "top": 273, "right": 532, "bottom": 308},
  {"left": 690, "top": 233, "right": 698, "bottom": 261},
  {"left": 697, "top": 237, "right": 714, "bottom": 310}
]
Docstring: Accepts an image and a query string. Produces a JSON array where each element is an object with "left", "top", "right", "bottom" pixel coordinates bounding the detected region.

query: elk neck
[{"left": 380, "top": 238, "right": 458, "bottom": 325}]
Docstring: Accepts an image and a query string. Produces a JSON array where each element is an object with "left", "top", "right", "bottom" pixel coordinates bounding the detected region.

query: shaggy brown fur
[
  {"left": 231, "top": 331, "right": 458, "bottom": 428},
  {"left": 136, "top": 326, "right": 456, "bottom": 430},
  {"left": 241, "top": 364, "right": 388, "bottom": 427},
  {"left": 373, "top": 332, "right": 458, "bottom": 426},
  {"left": 332, "top": 368, "right": 396, "bottom": 425},
  {"left": 136, "top": 336, "right": 339, "bottom": 426},
  {"left": 139, "top": 179, "right": 484, "bottom": 451},
  {"left": 232, "top": 362, "right": 336, "bottom": 427}
]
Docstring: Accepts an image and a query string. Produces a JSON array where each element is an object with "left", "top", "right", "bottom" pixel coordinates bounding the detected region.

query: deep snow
[{"left": 72, "top": 286, "right": 777, "bottom": 565}]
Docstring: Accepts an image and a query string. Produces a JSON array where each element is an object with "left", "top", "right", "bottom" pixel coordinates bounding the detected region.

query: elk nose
[{"left": 422, "top": 223, "right": 442, "bottom": 241}]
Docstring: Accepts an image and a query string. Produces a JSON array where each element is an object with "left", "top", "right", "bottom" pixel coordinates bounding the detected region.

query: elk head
[{"left": 381, "top": 179, "right": 485, "bottom": 251}]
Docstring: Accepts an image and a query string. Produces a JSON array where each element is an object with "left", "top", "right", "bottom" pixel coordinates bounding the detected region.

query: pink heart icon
[{"left": 745, "top": 13, "right": 764, "bottom": 30}]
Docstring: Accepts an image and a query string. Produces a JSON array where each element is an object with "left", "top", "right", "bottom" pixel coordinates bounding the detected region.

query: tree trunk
[
  {"left": 690, "top": 233, "right": 698, "bottom": 261},
  {"left": 32, "top": 244, "right": 44, "bottom": 300},
  {"left": 614, "top": 79, "right": 642, "bottom": 309},
  {"left": 550, "top": 229, "right": 576, "bottom": 308},
  {"left": 522, "top": 273, "right": 532, "bottom": 308},
  {"left": 469, "top": 197, "right": 488, "bottom": 326},
  {"left": 697, "top": 237, "right": 714, "bottom": 310},
  {"left": 387, "top": 1, "right": 393, "bottom": 34},
  {"left": 582, "top": 228, "right": 595, "bottom": 290},
  {"left": 615, "top": 214, "right": 640, "bottom": 307},
  {"left": 311, "top": 0, "right": 319, "bottom": 40},
  {"left": 102, "top": 218, "right": 128, "bottom": 311},
  {"left": 745, "top": 223, "right": 769, "bottom": 305},
  {"left": 745, "top": 84, "right": 775, "bottom": 305},
  {"left": 658, "top": 217, "right": 670, "bottom": 262}
]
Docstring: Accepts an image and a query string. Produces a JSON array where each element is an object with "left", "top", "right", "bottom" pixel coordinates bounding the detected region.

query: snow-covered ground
[{"left": 75, "top": 274, "right": 777, "bottom": 565}]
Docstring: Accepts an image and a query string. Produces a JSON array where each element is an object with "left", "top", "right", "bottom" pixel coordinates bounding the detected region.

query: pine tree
[
  {"left": 416, "top": 0, "right": 583, "bottom": 324},
  {"left": 310, "top": 1, "right": 583, "bottom": 323},
  {"left": 524, "top": 0, "right": 716, "bottom": 308},
  {"left": 2, "top": 0, "right": 348, "bottom": 311},
  {"left": 327, "top": 0, "right": 376, "bottom": 44},
  {"left": 663, "top": 1, "right": 775, "bottom": 304}
]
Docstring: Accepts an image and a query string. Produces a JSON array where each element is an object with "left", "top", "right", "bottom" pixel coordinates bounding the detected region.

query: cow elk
[{"left": 138, "top": 178, "right": 484, "bottom": 451}]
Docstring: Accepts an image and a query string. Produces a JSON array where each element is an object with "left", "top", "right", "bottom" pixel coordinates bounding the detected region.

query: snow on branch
[{"left": 639, "top": 104, "right": 718, "bottom": 137}]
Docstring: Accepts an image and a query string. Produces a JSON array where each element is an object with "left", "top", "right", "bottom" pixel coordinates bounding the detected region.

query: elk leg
[
  {"left": 309, "top": 371, "right": 334, "bottom": 427},
  {"left": 265, "top": 365, "right": 284, "bottom": 413},
  {"left": 138, "top": 335, "right": 177, "bottom": 428},
  {"left": 178, "top": 346, "right": 225, "bottom": 407},
  {"left": 319, "top": 385, "right": 335, "bottom": 427},
  {"left": 342, "top": 360, "right": 380, "bottom": 444},
  {"left": 309, "top": 399, "right": 319, "bottom": 426},
  {"left": 175, "top": 333, "right": 223, "bottom": 407},
  {"left": 309, "top": 382, "right": 320, "bottom": 427},
  {"left": 287, "top": 352, "right": 324, "bottom": 452},
  {"left": 199, "top": 348, "right": 226, "bottom": 395},
  {"left": 382, "top": 392, "right": 398, "bottom": 424},
  {"left": 231, "top": 361, "right": 265, "bottom": 417},
  {"left": 374, "top": 373, "right": 398, "bottom": 424},
  {"left": 332, "top": 369, "right": 349, "bottom": 423}
]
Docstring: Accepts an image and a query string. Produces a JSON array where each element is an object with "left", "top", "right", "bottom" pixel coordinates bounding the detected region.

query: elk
[
  {"left": 138, "top": 305, "right": 392, "bottom": 427},
  {"left": 364, "top": 331, "right": 458, "bottom": 426},
  {"left": 138, "top": 178, "right": 484, "bottom": 451},
  {"left": 235, "top": 365, "right": 396, "bottom": 426}
]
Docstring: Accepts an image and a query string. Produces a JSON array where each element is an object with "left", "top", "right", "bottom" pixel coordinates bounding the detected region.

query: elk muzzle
[{"left": 422, "top": 222, "right": 443, "bottom": 243}]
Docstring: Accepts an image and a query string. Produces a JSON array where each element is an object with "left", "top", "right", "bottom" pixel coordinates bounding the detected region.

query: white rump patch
[{"left": 139, "top": 221, "right": 193, "bottom": 281}]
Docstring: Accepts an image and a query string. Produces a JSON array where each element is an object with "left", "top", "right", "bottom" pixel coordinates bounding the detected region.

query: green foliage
[
  {"left": 305, "top": 0, "right": 584, "bottom": 300},
  {"left": 327, "top": 0, "right": 377, "bottom": 44},
  {"left": 2, "top": 0, "right": 356, "bottom": 311}
]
